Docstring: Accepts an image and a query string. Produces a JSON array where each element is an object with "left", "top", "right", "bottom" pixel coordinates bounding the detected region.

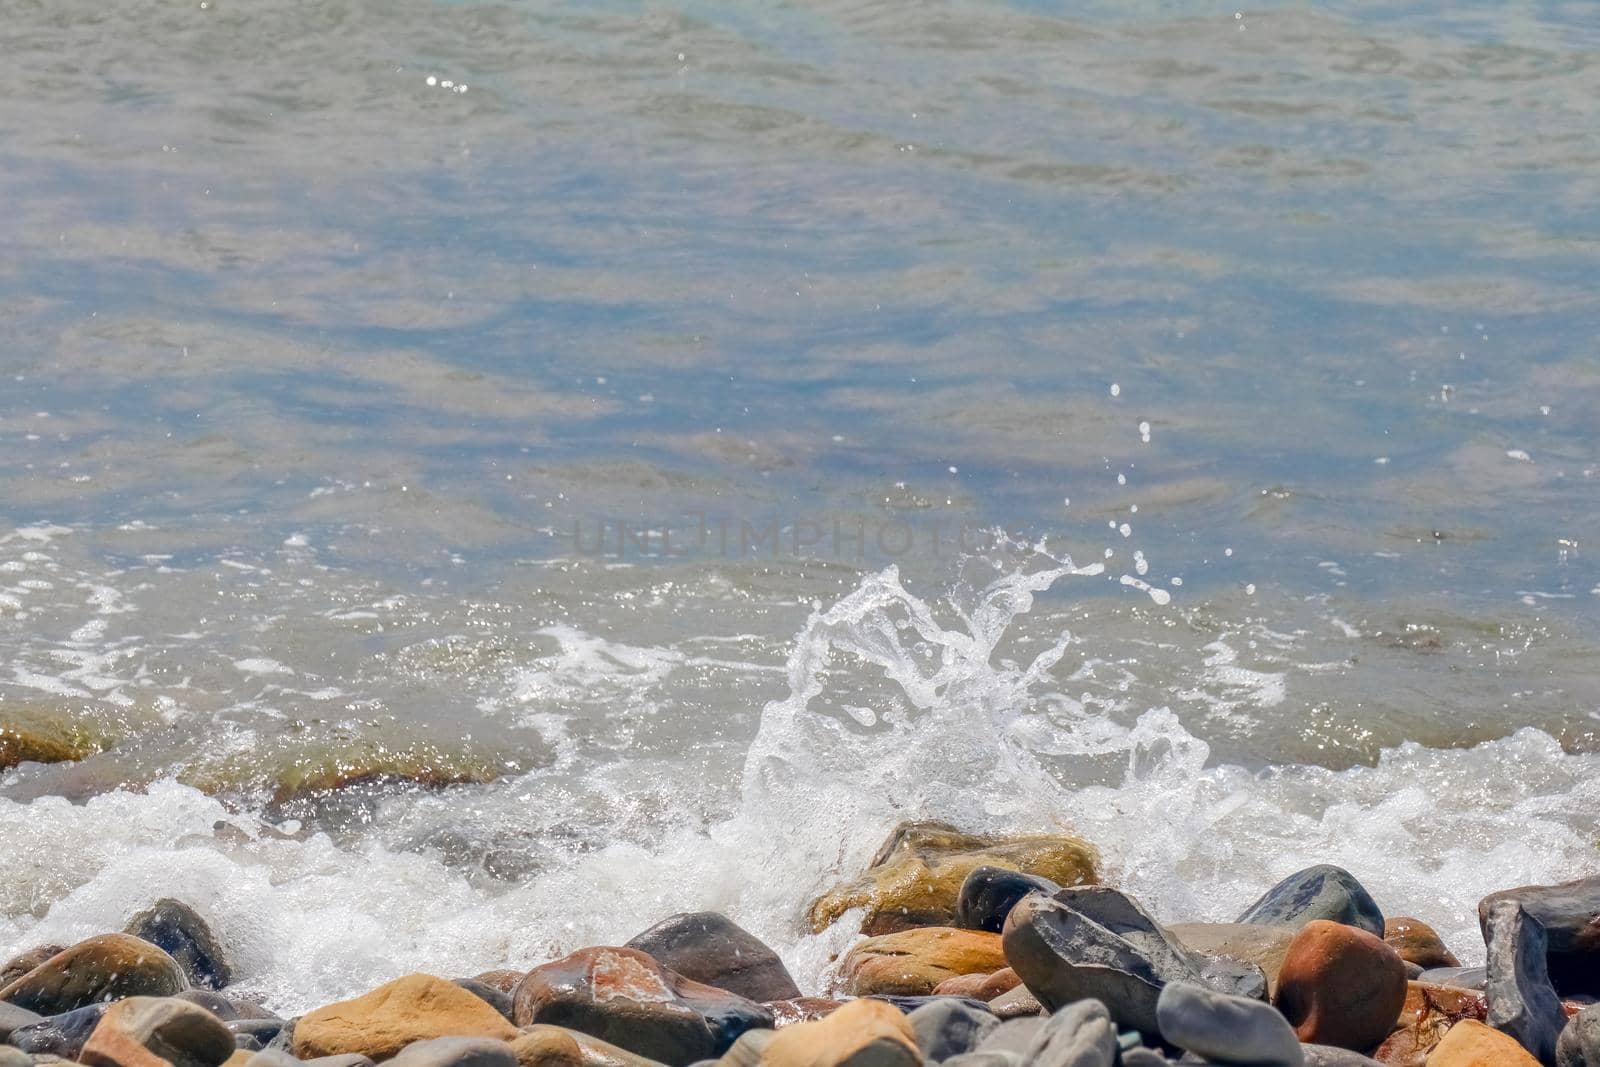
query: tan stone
[
  {"left": 222, "top": 1052, "right": 255, "bottom": 1067},
  {"left": 80, "top": 996, "right": 235, "bottom": 1067},
  {"left": 838, "top": 928, "right": 1006, "bottom": 996},
  {"left": 1167, "top": 922, "right": 1298, "bottom": 996},
  {"left": 758, "top": 998, "right": 920, "bottom": 1067},
  {"left": 293, "top": 974, "right": 519, "bottom": 1060},
  {"left": 1424, "top": 1019, "right": 1540, "bottom": 1066},
  {"left": 0, "top": 934, "right": 188, "bottom": 1015},
  {"left": 1385, "top": 918, "right": 1462, "bottom": 970},
  {"left": 510, "top": 1026, "right": 584, "bottom": 1067},
  {"left": 807, "top": 821, "right": 1097, "bottom": 935},
  {"left": 1373, "top": 983, "right": 1488, "bottom": 1066}
]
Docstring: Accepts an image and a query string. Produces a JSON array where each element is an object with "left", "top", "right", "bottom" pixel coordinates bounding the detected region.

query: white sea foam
[{"left": 2, "top": 549, "right": 1598, "bottom": 1014}]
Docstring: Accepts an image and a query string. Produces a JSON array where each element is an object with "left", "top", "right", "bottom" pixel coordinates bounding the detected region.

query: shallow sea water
[{"left": 2, "top": 0, "right": 1599, "bottom": 1009}]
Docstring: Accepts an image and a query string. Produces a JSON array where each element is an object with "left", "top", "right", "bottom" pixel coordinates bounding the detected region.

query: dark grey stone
[
  {"left": 1418, "top": 966, "right": 1488, "bottom": 990},
  {"left": 1482, "top": 877, "right": 1600, "bottom": 996},
  {"left": 1485, "top": 899, "right": 1567, "bottom": 1065},
  {"left": 6, "top": 1004, "right": 106, "bottom": 1059},
  {"left": 1119, "top": 1051, "right": 1172, "bottom": 1067},
  {"left": 386, "top": 1037, "right": 517, "bottom": 1067},
  {"left": 977, "top": 1016, "right": 1046, "bottom": 1056},
  {"left": 625, "top": 912, "right": 800, "bottom": 1002},
  {"left": 452, "top": 979, "right": 514, "bottom": 1023},
  {"left": 1154, "top": 981, "right": 1303, "bottom": 1066},
  {"left": 1300, "top": 1047, "right": 1385, "bottom": 1066},
  {"left": 234, "top": 1033, "right": 266, "bottom": 1052},
  {"left": 263, "top": 1018, "right": 297, "bottom": 1053},
  {"left": 229, "top": 1018, "right": 286, "bottom": 1046},
  {"left": 869, "top": 994, "right": 996, "bottom": 1017},
  {"left": 712, "top": 1028, "right": 771, "bottom": 1067},
  {"left": 1557, "top": 1004, "right": 1600, "bottom": 1067},
  {"left": 0, "top": 1001, "right": 44, "bottom": 1041},
  {"left": 956, "top": 867, "right": 1060, "bottom": 933},
  {"left": 1022, "top": 999, "right": 1115, "bottom": 1067},
  {"left": 126, "top": 898, "right": 232, "bottom": 990},
  {"left": 1002, "top": 887, "right": 1250, "bottom": 1036},
  {"left": 907, "top": 998, "right": 999, "bottom": 1060},
  {"left": 1235, "top": 866, "right": 1384, "bottom": 937}
]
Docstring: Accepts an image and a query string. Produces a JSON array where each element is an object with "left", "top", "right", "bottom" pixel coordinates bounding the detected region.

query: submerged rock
[
  {"left": 80, "top": 995, "right": 235, "bottom": 1067},
  {"left": 292, "top": 974, "right": 519, "bottom": 1060},
  {"left": 839, "top": 928, "right": 1007, "bottom": 996},
  {"left": 512, "top": 946, "right": 771, "bottom": 1063},
  {"left": 1236, "top": 865, "right": 1385, "bottom": 938},
  {"left": 1155, "top": 980, "right": 1303, "bottom": 1066},
  {"left": 125, "top": 899, "right": 232, "bottom": 991},
  {"left": 625, "top": 912, "right": 800, "bottom": 1002},
  {"left": 1383, "top": 917, "right": 1461, "bottom": 970},
  {"left": 0, "top": 934, "right": 188, "bottom": 1015},
  {"left": 1484, "top": 900, "right": 1567, "bottom": 1065},
  {"left": 807, "top": 820, "right": 1098, "bottom": 936},
  {"left": 1272, "top": 919, "right": 1407, "bottom": 1051},
  {"left": 1481, "top": 877, "right": 1600, "bottom": 996}
]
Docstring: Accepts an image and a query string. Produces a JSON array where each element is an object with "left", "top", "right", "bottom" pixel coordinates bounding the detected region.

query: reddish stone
[
  {"left": 1273, "top": 919, "right": 1408, "bottom": 1052},
  {"left": 933, "top": 968, "right": 1021, "bottom": 1001},
  {"left": 1371, "top": 982, "right": 1488, "bottom": 1065},
  {"left": 1383, "top": 917, "right": 1461, "bottom": 969}
]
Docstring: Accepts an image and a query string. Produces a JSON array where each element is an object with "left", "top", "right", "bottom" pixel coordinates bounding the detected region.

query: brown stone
[
  {"left": 0, "top": 725, "right": 94, "bottom": 769},
  {"left": 292, "top": 974, "right": 519, "bottom": 1060},
  {"left": 1423, "top": 1018, "right": 1540, "bottom": 1066},
  {"left": 0, "top": 944, "right": 65, "bottom": 987},
  {"left": 1168, "top": 922, "right": 1298, "bottom": 997},
  {"left": 508, "top": 1027, "right": 586, "bottom": 1067},
  {"left": 1274, "top": 919, "right": 1408, "bottom": 1051},
  {"left": 80, "top": 996, "right": 235, "bottom": 1067},
  {"left": 932, "top": 968, "right": 1020, "bottom": 1001},
  {"left": 1372, "top": 983, "right": 1488, "bottom": 1066},
  {"left": 511, "top": 947, "right": 770, "bottom": 1064},
  {"left": 807, "top": 821, "right": 1098, "bottom": 936},
  {"left": 473, "top": 971, "right": 526, "bottom": 994},
  {"left": 838, "top": 928, "right": 1006, "bottom": 996},
  {"left": 0, "top": 934, "right": 188, "bottom": 1015},
  {"left": 757, "top": 997, "right": 920, "bottom": 1067},
  {"left": 1385, "top": 918, "right": 1461, "bottom": 970}
]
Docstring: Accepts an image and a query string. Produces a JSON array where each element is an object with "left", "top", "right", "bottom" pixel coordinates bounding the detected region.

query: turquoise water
[{"left": 2, "top": 0, "right": 1598, "bottom": 1009}]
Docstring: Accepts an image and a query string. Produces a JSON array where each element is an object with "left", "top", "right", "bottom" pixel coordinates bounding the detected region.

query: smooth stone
[
  {"left": 763, "top": 1000, "right": 847, "bottom": 1028},
  {"left": 387, "top": 1037, "right": 518, "bottom": 1067},
  {"left": 941, "top": 1054, "right": 1021, "bottom": 1067},
  {"left": 228, "top": 1020, "right": 286, "bottom": 1046},
  {"left": 709, "top": 1028, "right": 771, "bottom": 1067},
  {"left": 473, "top": 973, "right": 525, "bottom": 995},
  {"left": 840, "top": 928, "right": 1007, "bottom": 997},
  {"left": 808, "top": 820, "right": 1098, "bottom": 936},
  {"left": 956, "top": 868, "right": 1062, "bottom": 934},
  {"left": 1167, "top": 927, "right": 1298, "bottom": 999},
  {"left": 452, "top": 981, "right": 515, "bottom": 1024},
  {"left": 1001, "top": 887, "right": 1210, "bottom": 1034},
  {"left": 2, "top": 947, "right": 65, "bottom": 989},
  {"left": 974, "top": 1016, "right": 1044, "bottom": 1055},
  {"left": 864, "top": 995, "right": 994, "bottom": 1016},
  {"left": 1557, "top": 1004, "right": 1600, "bottom": 1067},
  {"left": 507, "top": 1026, "right": 585, "bottom": 1067},
  {"left": 9, "top": 1005, "right": 109, "bottom": 1059},
  {"left": 984, "top": 986, "right": 1042, "bottom": 1020},
  {"left": 512, "top": 946, "right": 771, "bottom": 1063},
  {"left": 1300, "top": 1048, "right": 1383, "bottom": 1066},
  {"left": 755, "top": 997, "right": 920, "bottom": 1067},
  {"left": 1272, "top": 920, "right": 1407, "bottom": 1051},
  {"left": 1119, "top": 1051, "right": 1171, "bottom": 1067},
  {"left": 175, "top": 993, "right": 245, "bottom": 1023},
  {"left": 1155, "top": 980, "right": 1303, "bottom": 1066},
  {"left": 1482, "top": 878, "right": 1600, "bottom": 997},
  {"left": 79, "top": 995, "right": 236, "bottom": 1067},
  {"left": 293, "top": 974, "right": 518, "bottom": 1060},
  {"left": 125, "top": 900, "right": 232, "bottom": 991},
  {"left": 906, "top": 998, "right": 1000, "bottom": 1060},
  {"left": 0, "top": 1001, "right": 45, "bottom": 1040},
  {"left": 1373, "top": 982, "right": 1488, "bottom": 1066},
  {"left": 1384, "top": 919, "right": 1461, "bottom": 971},
  {"left": 933, "top": 969, "right": 1020, "bottom": 1002},
  {"left": 625, "top": 913, "right": 800, "bottom": 1003},
  {"left": 1404, "top": 962, "right": 1426, "bottom": 981},
  {"left": 1484, "top": 900, "right": 1566, "bottom": 1065},
  {"left": 307, "top": 1056, "right": 378, "bottom": 1067},
  {"left": 1236, "top": 866, "right": 1384, "bottom": 938},
  {"left": 0, "top": 936, "right": 188, "bottom": 1015},
  {"left": 1426, "top": 1018, "right": 1541, "bottom": 1066},
  {"left": 1021, "top": 999, "right": 1115, "bottom": 1067},
  {"left": 264, "top": 1019, "right": 296, "bottom": 1053},
  {"left": 0, "top": 1048, "right": 33, "bottom": 1067},
  {"left": 1418, "top": 969, "right": 1487, "bottom": 992}
]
